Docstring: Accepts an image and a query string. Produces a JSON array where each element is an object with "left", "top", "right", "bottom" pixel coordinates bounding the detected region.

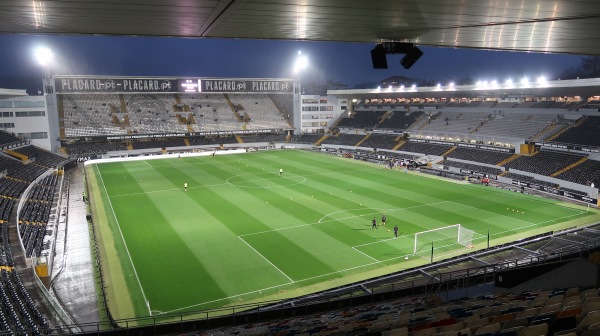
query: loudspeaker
[
  {"left": 400, "top": 46, "right": 423, "bottom": 69},
  {"left": 370, "top": 44, "right": 388, "bottom": 69}
]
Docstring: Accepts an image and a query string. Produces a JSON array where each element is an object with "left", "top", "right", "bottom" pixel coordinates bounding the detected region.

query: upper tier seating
[
  {"left": 126, "top": 94, "right": 189, "bottom": 134},
  {"left": 418, "top": 111, "right": 491, "bottom": 134},
  {"left": 474, "top": 113, "right": 556, "bottom": 139},
  {"left": 178, "top": 94, "right": 240, "bottom": 132},
  {"left": 447, "top": 147, "right": 514, "bottom": 165},
  {"left": 379, "top": 111, "right": 423, "bottom": 130},
  {"left": 63, "top": 94, "right": 126, "bottom": 137},
  {"left": 398, "top": 141, "right": 454, "bottom": 156},
  {"left": 503, "top": 150, "right": 585, "bottom": 176},
  {"left": 551, "top": 116, "right": 600, "bottom": 148},
  {"left": 227, "top": 94, "right": 290, "bottom": 130},
  {"left": 337, "top": 111, "right": 386, "bottom": 129}
]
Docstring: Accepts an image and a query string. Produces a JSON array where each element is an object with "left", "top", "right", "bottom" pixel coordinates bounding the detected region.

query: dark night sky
[{"left": 0, "top": 34, "right": 586, "bottom": 92}]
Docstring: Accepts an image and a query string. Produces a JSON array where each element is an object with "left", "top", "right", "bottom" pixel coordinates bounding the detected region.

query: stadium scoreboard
[{"left": 55, "top": 76, "right": 293, "bottom": 94}]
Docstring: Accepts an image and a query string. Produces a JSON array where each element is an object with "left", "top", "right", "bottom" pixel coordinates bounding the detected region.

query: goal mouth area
[{"left": 413, "top": 224, "right": 484, "bottom": 260}]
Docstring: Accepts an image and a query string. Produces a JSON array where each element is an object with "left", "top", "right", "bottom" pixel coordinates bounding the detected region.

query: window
[
  {"left": 302, "top": 99, "right": 318, "bottom": 104},
  {"left": 14, "top": 101, "right": 45, "bottom": 108},
  {"left": 0, "top": 112, "right": 13, "bottom": 117},
  {"left": 319, "top": 98, "right": 328, "bottom": 104},
  {"left": 0, "top": 101, "right": 12, "bottom": 108},
  {"left": 15, "top": 111, "right": 45, "bottom": 117},
  {"left": 302, "top": 106, "right": 318, "bottom": 111},
  {"left": 0, "top": 123, "right": 14, "bottom": 128},
  {"left": 319, "top": 106, "right": 333, "bottom": 111},
  {"left": 17, "top": 132, "right": 48, "bottom": 139}
]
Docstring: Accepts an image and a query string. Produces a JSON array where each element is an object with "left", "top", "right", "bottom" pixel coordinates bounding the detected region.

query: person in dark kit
[
  {"left": 393, "top": 225, "right": 399, "bottom": 239},
  {"left": 371, "top": 217, "right": 378, "bottom": 230},
  {"left": 381, "top": 214, "right": 387, "bottom": 226}
]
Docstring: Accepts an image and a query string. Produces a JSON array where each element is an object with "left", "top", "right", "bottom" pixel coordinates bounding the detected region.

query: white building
[
  {"left": 0, "top": 91, "right": 58, "bottom": 151},
  {"left": 299, "top": 95, "right": 348, "bottom": 134}
]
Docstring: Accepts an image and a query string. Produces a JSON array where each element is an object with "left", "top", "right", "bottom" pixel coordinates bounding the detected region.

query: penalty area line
[{"left": 237, "top": 236, "right": 294, "bottom": 283}]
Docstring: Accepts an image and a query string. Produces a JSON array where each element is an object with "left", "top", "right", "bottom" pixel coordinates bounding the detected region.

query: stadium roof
[
  {"left": 0, "top": 88, "right": 28, "bottom": 99},
  {"left": 4, "top": 0, "right": 600, "bottom": 56},
  {"left": 328, "top": 77, "right": 600, "bottom": 99}
]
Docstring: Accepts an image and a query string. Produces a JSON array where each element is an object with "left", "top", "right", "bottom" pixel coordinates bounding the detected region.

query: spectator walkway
[{"left": 50, "top": 166, "right": 99, "bottom": 327}]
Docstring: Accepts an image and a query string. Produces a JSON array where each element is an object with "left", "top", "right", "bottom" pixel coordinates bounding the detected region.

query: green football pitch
[{"left": 86, "top": 150, "right": 600, "bottom": 319}]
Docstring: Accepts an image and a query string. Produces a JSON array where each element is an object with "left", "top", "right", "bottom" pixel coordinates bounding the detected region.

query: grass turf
[{"left": 87, "top": 150, "right": 600, "bottom": 318}]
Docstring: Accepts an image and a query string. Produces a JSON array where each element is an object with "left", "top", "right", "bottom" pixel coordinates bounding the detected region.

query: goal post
[{"left": 413, "top": 224, "right": 476, "bottom": 254}]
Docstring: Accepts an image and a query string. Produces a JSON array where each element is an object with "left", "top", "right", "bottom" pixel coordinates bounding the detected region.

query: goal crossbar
[{"left": 413, "top": 224, "right": 474, "bottom": 254}]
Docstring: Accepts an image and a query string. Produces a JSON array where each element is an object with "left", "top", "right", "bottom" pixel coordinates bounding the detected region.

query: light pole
[
  {"left": 35, "top": 47, "right": 53, "bottom": 94},
  {"left": 292, "top": 51, "right": 308, "bottom": 134}
]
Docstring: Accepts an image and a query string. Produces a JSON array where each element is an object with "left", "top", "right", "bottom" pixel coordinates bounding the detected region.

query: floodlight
[
  {"left": 35, "top": 47, "right": 53, "bottom": 66},
  {"left": 293, "top": 52, "right": 308, "bottom": 74}
]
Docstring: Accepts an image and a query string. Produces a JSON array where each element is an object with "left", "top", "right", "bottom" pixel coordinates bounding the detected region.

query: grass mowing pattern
[{"left": 89, "top": 150, "right": 599, "bottom": 317}]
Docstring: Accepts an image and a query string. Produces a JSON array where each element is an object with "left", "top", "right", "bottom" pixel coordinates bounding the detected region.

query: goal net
[{"left": 413, "top": 224, "right": 477, "bottom": 257}]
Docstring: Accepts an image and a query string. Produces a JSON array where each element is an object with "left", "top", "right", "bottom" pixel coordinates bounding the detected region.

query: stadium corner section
[{"left": 84, "top": 163, "right": 142, "bottom": 322}]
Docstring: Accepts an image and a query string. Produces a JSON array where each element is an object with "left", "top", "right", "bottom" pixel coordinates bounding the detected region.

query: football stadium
[{"left": 2, "top": 1, "right": 600, "bottom": 336}]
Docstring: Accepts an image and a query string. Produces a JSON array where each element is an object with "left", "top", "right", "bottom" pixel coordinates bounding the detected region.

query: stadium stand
[
  {"left": 320, "top": 133, "right": 366, "bottom": 146},
  {"left": 337, "top": 111, "right": 387, "bottom": 129},
  {"left": 556, "top": 160, "right": 600, "bottom": 186},
  {"left": 446, "top": 147, "right": 514, "bottom": 165},
  {"left": 131, "top": 138, "right": 186, "bottom": 150},
  {"left": 62, "top": 94, "right": 127, "bottom": 137},
  {"left": 0, "top": 131, "right": 26, "bottom": 149},
  {"left": 439, "top": 160, "right": 504, "bottom": 176},
  {"left": 503, "top": 172, "right": 558, "bottom": 188},
  {"left": 378, "top": 111, "right": 424, "bottom": 130},
  {"left": 551, "top": 116, "right": 600, "bottom": 148},
  {"left": 295, "top": 133, "right": 324, "bottom": 144},
  {"left": 188, "top": 135, "right": 238, "bottom": 146},
  {"left": 474, "top": 113, "right": 557, "bottom": 139},
  {"left": 227, "top": 94, "right": 290, "bottom": 130},
  {"left": 418, "top": 111, "right": 491, "bottom": 134},
  {"left": 19, "top": 174, "right": 58, "bottom": 258},
  {"left": 357, "top": 134, "right": 400, "bottom": 150},
  {"left": 397, "top": 141, "right": 454, "bottom": 156},
  {"left": 240, "top": 133, "right": 287, "bottom": 143},
  {"left": 9, "top": 145, "right": 68, "bottom": 168},
  {"left": 503, "top": 150, "right": 585, "bottom": 176},
  {"left": 64, "top": 141, "right": 128, "bottom": 155}
]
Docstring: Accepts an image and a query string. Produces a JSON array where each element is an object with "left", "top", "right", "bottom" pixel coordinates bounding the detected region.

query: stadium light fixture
[
  {"left": 410, "top": 84, "right": 417, "bottom": 91},
  {"left": 399, "top": 84, "right": 405, "bottom": 92},
  {"left": 505, "top": 79, "right": 514, "bottom": 88},
  {"left": 521, "top": 77, "right": 529, "bottom": 86},
  {"left": 537, "top": 76, "right": 547, "bottom": 86},
  {"left": 34, "top": 46, "right": 53, "bottom": 66},
  {"left": 293, "top": 51, "right": 308, "bottom": 74},
  {"left": 435, "top": 83, "right": 442, "bottom": 91}
]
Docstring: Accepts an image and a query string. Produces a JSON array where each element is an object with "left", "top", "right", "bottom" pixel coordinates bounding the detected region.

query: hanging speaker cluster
[{"left": 370, "top": 42, "right": 423, "bottom": 69}]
